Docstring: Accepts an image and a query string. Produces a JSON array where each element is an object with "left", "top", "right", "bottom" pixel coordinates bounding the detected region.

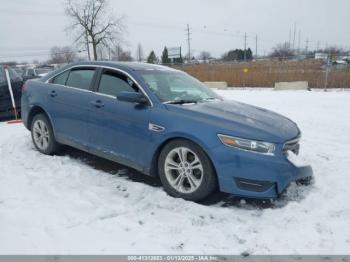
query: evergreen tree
[
  {"left": 147, "top": 50, "right": 158, "bottom": 64},
  {"left": 222, "top": 48, "right": 253, "bottom": 61},
  {"left": 246, "top": 48, "right": 253, "bottom": 60},
  {"left": 161, "top": 47, "right": 171, "bottom": 64}
]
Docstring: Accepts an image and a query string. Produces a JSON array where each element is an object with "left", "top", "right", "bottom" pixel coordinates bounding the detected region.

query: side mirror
[{"left": 117, "top": 91, "right": 148, "bottom": 105}]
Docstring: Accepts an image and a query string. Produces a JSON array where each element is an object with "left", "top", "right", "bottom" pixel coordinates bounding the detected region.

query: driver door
[{"left": 88, "top": 69, "right": 152, "bottom": 171}]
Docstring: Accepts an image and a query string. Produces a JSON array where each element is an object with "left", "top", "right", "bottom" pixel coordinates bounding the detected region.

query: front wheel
[{"left": 158, "top": 139, "right": 217, "bottom": 201}]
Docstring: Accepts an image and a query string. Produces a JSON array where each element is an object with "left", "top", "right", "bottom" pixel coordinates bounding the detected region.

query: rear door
[
  {"left": 0, "top": 66, "right": 23, "bottom": 116},
  {"left": 88, "top": 68, "right": 152, "bottom": 170},
  {"left": 0, "top": 67, "right": 11, "bottom": 115},
  {"left": 48, "top": 67, "right": 97, "bottom": 148},
  {"left": 7, "top": 67, "right": 23, "bottom": 109}
]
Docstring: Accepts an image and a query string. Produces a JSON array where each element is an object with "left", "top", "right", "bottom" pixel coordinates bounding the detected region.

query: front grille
[{"left": 283, "top": 137, "right": 300, "bottom": 155}]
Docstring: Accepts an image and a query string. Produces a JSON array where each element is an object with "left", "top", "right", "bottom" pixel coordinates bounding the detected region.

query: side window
[
  {"left": 98, "top": 70, "right": 137, "bottom": 97},
  {"left": 51, "top": 70, "right": 70, "bottom": 85},
  {"left": 66, "top": 69, "right": 95, "bottom": 90}
]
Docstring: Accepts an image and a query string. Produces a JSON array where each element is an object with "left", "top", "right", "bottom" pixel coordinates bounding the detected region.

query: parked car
[
  {"left": 22, "top": 67, "right": 53, "bottom": 81},
  {"left": 14, "top": 67, "right": 25, "bottom": 76},
  {"left": 21, "top": 62, "right": 313, "bottom": 201},
  {"left": 0, "top": 65, "right": 23, "bottom": 119}
]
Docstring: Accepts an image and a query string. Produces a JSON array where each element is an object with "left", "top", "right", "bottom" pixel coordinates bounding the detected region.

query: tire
[
  {"left": 31, "top": 113, "right": 59, "bottom": 155},
  {"left": 158, "top": 139, "right": 217, "bottom": 201}
]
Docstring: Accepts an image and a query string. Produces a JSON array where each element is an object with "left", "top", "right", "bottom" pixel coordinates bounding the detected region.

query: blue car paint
[{"left": 21, "top": 61, "right": 313, "bottom": 199}]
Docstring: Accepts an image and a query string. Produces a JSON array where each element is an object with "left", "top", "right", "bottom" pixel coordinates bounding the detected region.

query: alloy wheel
[
  {"left": 164, "top": 147, "right": 204, "bottom": 194},
  {"left": 32, "top": 119, "right": 50, "bottom": 151}
]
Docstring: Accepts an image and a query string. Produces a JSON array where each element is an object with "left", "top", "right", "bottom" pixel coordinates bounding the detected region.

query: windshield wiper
[
  {"left": 201, "top": 97, "right": 221, "bottom": 101},
  {"left": 164, "top": 99, "right": 199, "bottom": 105}
]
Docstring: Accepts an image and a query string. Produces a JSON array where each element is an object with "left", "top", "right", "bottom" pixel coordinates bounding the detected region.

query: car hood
[{"left": 165, "top": 100, "right": 300, "bottom": 143}]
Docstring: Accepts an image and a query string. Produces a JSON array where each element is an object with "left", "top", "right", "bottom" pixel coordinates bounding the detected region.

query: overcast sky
[{"left": 0, "top": 0, "right": 349, "bottom": 62}]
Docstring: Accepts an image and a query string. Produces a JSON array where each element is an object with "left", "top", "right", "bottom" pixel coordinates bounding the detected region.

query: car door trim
[{"left": 45, "top": 65, "right": 153, "bottom": 107}]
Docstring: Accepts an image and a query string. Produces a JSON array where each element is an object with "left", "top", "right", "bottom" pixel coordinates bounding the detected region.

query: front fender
[{"left": 145, "top": 130, "right": 219, "bottom": 177}]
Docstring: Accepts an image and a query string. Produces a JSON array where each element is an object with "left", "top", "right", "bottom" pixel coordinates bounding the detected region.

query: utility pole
[
  {"left": 244, "top": 32, "right": 247, "bottom": 61},
  {"left": 324, "top": 48, "right": 331, "bottom": 91},
  {"left": 292, "top": 22, "right": 296, "bottom": 50},
  {"left": 305, "top": 38, "right": 309, "bottom": 54},
  {"left": 316, "top": 41, "right": 320, "bottom": 51},
  {"left": 297, "top": 30, "right": 301, "bottom": 54},
  {"left": 289, "top": 28, "right": 292, "bottom": 47},
  {"left": 186, "top": 24, "right": 191, "bottom": 62},
  {"left": 255, "top": 34, "right": 258, "bottom": 59}
]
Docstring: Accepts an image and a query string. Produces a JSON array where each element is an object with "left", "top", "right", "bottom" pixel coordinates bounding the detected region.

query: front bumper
[{"left": 211, "top": 145, "right": 313, "bottom": 199}]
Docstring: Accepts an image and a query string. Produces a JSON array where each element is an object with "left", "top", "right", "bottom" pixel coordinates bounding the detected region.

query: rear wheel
[
  {"left": 31, "top": 113, "right": 59, "bottom": 155},
  {"left": 158, "top": 139, "right": 217, "bottom": 201}
]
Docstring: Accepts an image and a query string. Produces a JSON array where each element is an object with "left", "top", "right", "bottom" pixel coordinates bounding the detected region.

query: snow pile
[{"left": 1, "top": 90, "right": 350, "bottom": 254}]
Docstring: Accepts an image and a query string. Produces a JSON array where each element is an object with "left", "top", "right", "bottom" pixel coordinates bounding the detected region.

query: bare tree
[
  {"left": 198, "top": 51, "right": 211, "bottom": 61},
  {"left": 65, "top": 0, "right": 125, "bottom": 61},
  {"left": 269, "top": 42, "right": 295, "bottom": 60},
  {"left": 119, "top": 50, "right": 133, "bottom": 61},
  {"left": 136, "top": 43, "right": 144, "bottom": 62},
  {"left": 49, "top": 46, "right": 77, "bottom": 64},
  {"left": 111, "top": 45, "right": 133, "bottom": 61}
]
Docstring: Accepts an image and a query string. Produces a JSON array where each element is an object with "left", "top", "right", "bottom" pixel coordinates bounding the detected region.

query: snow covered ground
[{"left": 1, "top": 90, "right": 350, "bottom": 255}]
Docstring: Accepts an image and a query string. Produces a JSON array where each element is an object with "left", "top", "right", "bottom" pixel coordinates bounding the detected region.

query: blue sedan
[{"left": 21, "top": 62, "right": 313, "bottom": 201}]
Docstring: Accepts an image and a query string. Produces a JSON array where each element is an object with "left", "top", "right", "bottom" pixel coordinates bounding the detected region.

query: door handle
[
  {"left": 49, "top": 90, "right": 57, "bottom": 97},
  {"left": 91, "top": 100, "right": 104, "bottom": 108}
]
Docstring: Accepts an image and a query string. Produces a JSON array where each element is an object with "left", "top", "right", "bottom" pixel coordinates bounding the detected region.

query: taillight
[{"left": 21, "top": 83, "right": 25, "bottom": 93}]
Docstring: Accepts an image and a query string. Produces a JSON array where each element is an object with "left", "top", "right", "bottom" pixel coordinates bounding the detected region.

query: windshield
[{"left": 139, "top": 70, "right": 220, "bottom": 104}]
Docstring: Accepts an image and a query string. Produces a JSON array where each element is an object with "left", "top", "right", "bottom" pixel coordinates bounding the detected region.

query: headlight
[{"left": 218, "top": 134, "right": 275, "bottom": 155}]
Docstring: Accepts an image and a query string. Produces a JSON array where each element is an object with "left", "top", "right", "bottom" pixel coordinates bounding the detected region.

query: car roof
[
  {"left": 67, "top": 61, "right": 177, "bottom": 72},
  {"left": 40, "top": 61, "right": 180, "bottom": 83}
]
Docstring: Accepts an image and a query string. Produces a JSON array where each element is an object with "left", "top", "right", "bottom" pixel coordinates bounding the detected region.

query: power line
[
  {"left": 0, "top": 8, "right": 345, "bottom": 52},
  {"left": 0, "top": 8, "right": 63, "bottom": 16},
  {"left": 0, "top": 49, "right": 83, "bottom": 60}
]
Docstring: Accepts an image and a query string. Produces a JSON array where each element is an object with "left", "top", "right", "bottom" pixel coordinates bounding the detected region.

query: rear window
[{"left": 66, "top": 69, "right": 95, "bottom": 90}]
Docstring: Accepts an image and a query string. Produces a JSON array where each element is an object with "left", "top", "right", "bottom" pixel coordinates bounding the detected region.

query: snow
[{"left": 1, "top": 89, "right": 350, "bottom": 255}]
